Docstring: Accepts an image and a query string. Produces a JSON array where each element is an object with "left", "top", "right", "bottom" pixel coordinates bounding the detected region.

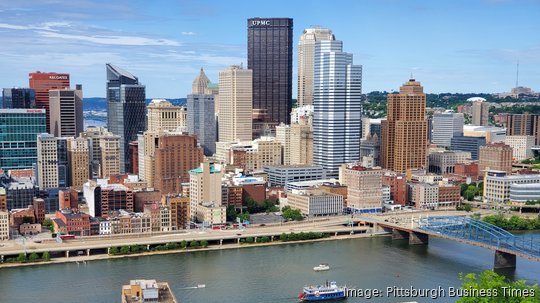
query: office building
[
  {"left": 0, "top": 108, "right": 46, "bottom": 171},
  {"left": 382, "top": 172, "right": 408, "bottom": 205},
  {"left": 2, "top": 88, "right": 35, "bottom": 109},
  {"left": 106, "top": 64, "right": 146, "bottom": 174},
  {"left": 187, "top": 94, "right": 216, "bottom": 156},
  {"left": 339, "top": 164, "right": 383, "bottom": 213},
  {"left": 506, "top": 113, "right": 540, "bottom": 144},
  {"left": 313, "top": 39, "right": 362, "bottom": 177},
  {"left": 463, "top": 125, "right": 506, "bottom": 143},
  {"left": 483, "top": 170, "right": 540, "bottom": 204},
  {"left": 189, "top": 162, "right": 224, "bottom": 224},
  {"left": 83, "top": 179, "right": 134, "bottom": 218},
  {"left": 450, "top": 136, "right": 486, "bottom": 160},
  {"left": 509, "top": 183, "right": 540, "bottom": 203},
  {"left": 479, "top": 143, "right": 513, "bottom": 174},
  {"left": 29, "top": 71, "right": 70, "bottom": 133},
  {"left": 290, "top": 118, "right": 313, "bottom": 165},
  {"left": 1, "top": 177, "right": 39, "bottom": 210},
  {"left": 218, "top": 65, "right": 253, "bottom": 143},
  {"left": 80, "top": 127, "right": 120, "bottom": 178},
  {"left": 248, "top": 18, "right": 293, "bottom": 129},
  {"left": 291, "top": 105, "right": 313, "bottom": 124},
  {"left": 67, "top": 137, "right": 89, "bottom": 191},
  {"left": 37, "top": 134, "right": 59, "bottom": 190},
  {"left": 163, "top": 194, "right": 190, "bottom": 230},
  {"left": 360, "top": 133, "right": 380, "bottom": 167},
  {"left": 428, "top": 150, "right": 471, "bottom": 174},
  {"left": 264, "top": 165, "right": 326, "bottom": 187},
  {"left": 287, "top": 188, "right": 343, "bottom": 217},
  {"left": 275, "top": 123, "right": 290, "bottom": 165},
  {"left": 471, "top": 98, "right": 490, "bottom": 126},
  {"left": 229, "top": 137, "right": 283, "bottom": 172},
  {"left": 362, "top": 118, "right": 383, "bottom": 140},
  {"left": 431, "top": 112, "right": 464, "bottom": 147},
  {"left": 297, "top": 27, "right": 335, "bottom": 107},
  {"left": 381, "top": 79, "right": 428, "bottom": 173},
  {"left": 0, "top": 211, "right": 8, "bottom": 240},
  {"left": 147, "top": 99, "right": 187, "bottom": 132},
  {"left": 505, "top": 135, "right": 535, "bottom": 161},
  {"left": 49, "top": 85, "right": 83, "bottom": 137},
  {"left": 192, "top": 67, "right": 210, "bottom": 95}
]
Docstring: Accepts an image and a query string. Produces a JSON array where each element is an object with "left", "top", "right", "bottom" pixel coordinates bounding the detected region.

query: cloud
[
  {"left": 181, "top": 31, "right": 196, "bottom": 36},
  {"left": 36, "top": 31, "right": 180, "bottom": 46},
  {"left": 0, "top": 22, "right": 70, "bottom": 31}
]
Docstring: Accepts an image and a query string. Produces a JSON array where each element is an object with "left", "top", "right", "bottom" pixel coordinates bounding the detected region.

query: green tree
[
  {"left": 180, "top": 240, "right": 188, "bottom": 249},
  {"left": 200, "top": 240, "right": 208, "bottom": 248},
  {"left": 457, "top": 270, "right": 540, "bottom": 302},
  {"left": 282, "top": 207, "right": 304, "bottom": 221},
  {"left": 42, "top": 251, "right": 50, "bottom": 261},
  {"left": 16, "top": 253, "right": 26, "bottom": 263},
  {"left": 120, "top": 246, "right": 130, "bottom": 254},
  {"left": 109, "top": 247, "right": 119, "bottom": 255},
  {"left": 245, "top": 237, "right": 254, "bottom": 244},
  {"left": 189, "top": 240, "right": 200, "bottom": 248},
  {"left": 226, "top": 206, "right": 237, "bottom": 222},
  {"left": 28, "top": 252, "right": 39, "bottom": 262},
  {"left": 239, "top": 211, "right": 250, "bottom": 222},
  {"left": 42, "top": 218, "right": 54, "bottom": 231}
]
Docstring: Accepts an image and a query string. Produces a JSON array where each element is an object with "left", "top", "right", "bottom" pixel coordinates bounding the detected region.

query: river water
[{"left": 0, "top": 236, "right": 538, "bottom": 303}]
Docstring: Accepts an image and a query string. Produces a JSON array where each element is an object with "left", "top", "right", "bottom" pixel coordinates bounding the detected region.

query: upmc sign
[{"left": 250, "top": 20, "right": 271, "bottom": 26}]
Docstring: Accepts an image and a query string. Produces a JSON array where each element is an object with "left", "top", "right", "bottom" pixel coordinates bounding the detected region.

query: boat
[
  {"left": 298, "top": 281, "right": 346, "bottom": 301},
  {"left": 313, "top": 263, "right": 330, "bottom": 271},
  {"left": 197, "top": 284, "right": 206, "bottom": 288}
]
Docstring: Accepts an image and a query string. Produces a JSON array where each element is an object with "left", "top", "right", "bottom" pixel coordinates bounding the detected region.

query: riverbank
[{"left": 0, "top": 231, "right": 390, "bottom": 269}]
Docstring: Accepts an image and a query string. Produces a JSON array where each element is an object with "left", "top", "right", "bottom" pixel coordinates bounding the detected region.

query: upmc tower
[
  {"left": 29, "top": 72, "right": 70, "bottom": 133},
  {"left": 248, "top": 18, "right": 293, "bottom": 133}
]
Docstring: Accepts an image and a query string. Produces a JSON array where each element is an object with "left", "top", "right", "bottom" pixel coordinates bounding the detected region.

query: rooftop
[{"left": 122, "top": 280, "right": 177, "bottom": 303}]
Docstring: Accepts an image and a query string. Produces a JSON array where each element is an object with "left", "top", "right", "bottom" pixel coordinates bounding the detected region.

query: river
[{"left": 0, "top": 236, "right": 538, "bottom": 303}]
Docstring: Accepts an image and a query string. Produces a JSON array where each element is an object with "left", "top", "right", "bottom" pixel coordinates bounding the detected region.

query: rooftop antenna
[
  {"left": 410, "top": 72, "right": 414, "bottom": 80},
  {"left": 515, "top": 61, "right": 519, "bottom": 88}
]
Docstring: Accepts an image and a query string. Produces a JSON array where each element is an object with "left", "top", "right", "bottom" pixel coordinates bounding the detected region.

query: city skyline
[{"left": 0, "top": 0, "right": 538, "bottom": 98}]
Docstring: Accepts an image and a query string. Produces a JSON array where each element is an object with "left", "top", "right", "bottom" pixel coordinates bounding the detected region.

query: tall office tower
[
  {"left": 506, "top": 113, "right": 540, "bottom": 144},
  {"left": 192, "top": 68, "right": 210, "bottom": 95},
  {"left": 218, "top": 65, "right": 253, "bottom": 143},
  {"left": 67, "top": 137, "right": 89, "bottom": 191},
  {"left": 28, "top": 72, "right": 70, "bottom": 133},
  {"left": 147, "top": 99, "right": 187, "bottom": 132},
  {"left": 106, "top": 64, "right": 146, "bottom": 174},
  {"left": 49, "top": 84, "right": 83, "bottom": 137},
  {"left": 37, "top": 134, "right": 59, "bottom": 190},
  {"left": 153, "top": 133, "right": 204, "bottom": 195},
  {"left": 290, "top": 117, "right": 313, "bottom": 165},
  {"left": 0, "top": 109, "right": 46, "bottom": 171},
  {"left": 99, "top": 135, "right": 121, "bottom": 178},
  {"left": 479, "top": 142, "right": 513, "bottom": 174},
  {"left": 2, "top": 88, "right": 35, "bottom": 109},
  {"left": 189, "top": 162, "right": 224, "bottom": 221},
  {"left": 275, "top": 123, "right": 291, "bottom": 165},
  {"left": 57, "top": 137, "right": 69, "bottom": 187},
  {"left": 313, "top": 39, "right": 362, "bottom": 178},
  {"left": 471, "top": 99, "right": 490, "bottom": 126},
  {"left": 187, "top": 94, "right": 216, "bottom": 156},
  {"left": 380, "top": 79, "right": 428, "bottom": 173},
  {"left": 432, "top": 112, "right": 464, "bottom": 147},
  {"left": 80, "top": 127, "right": 120, "bottom": 178},
  {"left": 248, "top": 18, "right": 293, "bottom": 131},
  {"left": 297, "top": 28, "right": 335, "bottom": 107}
]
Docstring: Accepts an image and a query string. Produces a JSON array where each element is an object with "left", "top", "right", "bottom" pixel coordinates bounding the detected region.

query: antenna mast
[{"left": 515, "top": 61, "right": 519, "bottom": 88}]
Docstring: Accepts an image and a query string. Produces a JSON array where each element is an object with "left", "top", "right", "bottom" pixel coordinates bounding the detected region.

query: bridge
[{"left": 360, "top": 214, "right": 540, "bottom": 269}]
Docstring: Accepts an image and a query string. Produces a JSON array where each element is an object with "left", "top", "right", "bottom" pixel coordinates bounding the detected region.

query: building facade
[
  {"left": 67, "top": 137, "right": 89, "bottom": 191},
  {"left": 37, "top": 134, "right": 59, "bottom": 189},
  {"left": 275, "top": 123, "right": 290, "bottom": 165},
  {"left": 189, "top": 162, "right": 224, "bottom": 224},
  {"left": 290, "top": 119, "right": 313, "bottom": 165},
  {"left": 431, "top": 112, "right": 464, "bottom": 147},
  {"left": 471, "top": 99, "right": 490, "bottom": 126},
  {"left": 2, "top": 88, "right": 35, "bottom": 109},
  {"left": 28, "top": 71, "right": 70, "bottom": 133},
  {"left": 264, "top": 165, "right": 327, "bottom": 187},
  {"left": 449, "top": 136, "right": 486, "bottom": 160},
  {"left": 483, "top": 170, "right": 540, "bottom": 204},
  {"left": 146, "top": 99, "right": 187, "bottom": 132},
  {"left": 287, "top": 188, "right": 343, "bottom": 216},
  {"left": 504, "top": 135, "right": 535, "bottom": 161},
  {"left": 187, "top": 94, "right": 216, "bottom": 156},
  {"left": 339, "top": 164, "right": 383, "bottom": 212},
  {"left": 313, "top": 39, "right": 362, "bottom": 177},
  {"left": 49, "top": 85, "right": 83, "bottom": 137},
  {"left": 428, "top": 150, "right": 471, "bottom": 174},
  {"left": 506, "top": 113, "right": 540, "bottom": 145},
  {"left": 479, "top": 143, "right": 513, "bottom": 175}
]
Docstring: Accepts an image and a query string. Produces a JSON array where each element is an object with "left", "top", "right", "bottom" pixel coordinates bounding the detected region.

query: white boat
[{"left": 313, "top": 263, "right": 330, "bottom": 271}]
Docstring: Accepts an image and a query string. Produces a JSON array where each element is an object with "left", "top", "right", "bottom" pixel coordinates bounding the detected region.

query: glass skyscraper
[
  {"left": 106, "top": 64, "right": 146, "bottom": 174},
  {"left": 2, "top": 88, "right": 35, "bottom": 109},
  {"left": 187, "top": 94, "right": 216, "bottom": 156},
  {"left": 313, "top": 39, "right": 363, "bottom": 178},
  {"left": 0, "top": 108, "right": 46, "bottom": 171},
  {"left": 247, "top": 18, "right": 293, "bottom": 133}
]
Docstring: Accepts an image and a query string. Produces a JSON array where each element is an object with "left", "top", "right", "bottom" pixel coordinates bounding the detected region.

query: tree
[
  {"left": 42, "top": 218, "right": 54, "bottom": 231},
  {"left": 457, "top": 270, "right": 540, "bottom": 303},
  {"left": 180, "top": 240, "right": 188, "bottom": 249},
  {"left": 200, "top": 240, "right": 208, "bottom": 248},
  {"left": 109, "top": 247, "right": 119, "bottom": 255},
  {"left": 226, "top": 206, "right": 237, "bottom": 222},
  {"left": 42, "top": 251, "right": 50, "bottom": 261},
  {"left": 120, "top": 246, "right": 130, "bottom": 254},
  {"left": 189, "top": 240, "right": 200, "bottom": 248},
  {"left": 282, "top": 207, "right": 303, "bottom": 221},
  {"left": 245, "top": 237, "right": 254, "bottom": 244},
  {"left": 28, "top": 252, "right": 39, "bottom": 262},
  {"left": 16, "top": 253, "right": 26, "bottom": 263},
  {"left": 239, "top": 212, "right": 250, "bottom": 222}
]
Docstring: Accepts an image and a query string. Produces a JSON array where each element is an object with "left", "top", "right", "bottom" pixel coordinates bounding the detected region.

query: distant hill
[{"left": 83, "top": 98, "right": 187, "bottom": 111}]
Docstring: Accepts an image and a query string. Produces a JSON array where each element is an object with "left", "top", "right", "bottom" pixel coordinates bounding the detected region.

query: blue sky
[{"left": 0, "top": 0, "right": 539, "bottom": 98}]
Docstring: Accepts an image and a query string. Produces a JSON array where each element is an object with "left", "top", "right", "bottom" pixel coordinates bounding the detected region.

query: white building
[
  {"left": 428, "top": 150, "right": 472, "bottom": 174},
  {"left": 504, "top": 135, "right": 535, "bottom": 161},
  {"left": 483, "top": 170, "right": 540, "bottom": 204},
  {"left": 287, "top": 188, "right": 343, "bottom": 216},
  {"left": 291, "top": 105, "right": 313, "bottom": 125},
  {"left": 189, "top": 162, "right": 223, "bottom": 223},
  {"left": 409, "top": 182, "right": 439, "bottom": 210},
  {"left": 313, "top": 38, "right": 362, "bottom": 178},
  {"left": 264, "top": 165, "right": 327, "bottom": 187},
  {"left": 99, "top": 219, "right": 111, "bottom": 235},
  {"left": 0, "top": 211, "right": 9, "bottom": 240},
  {"left": 36, "top": 134, "right": 59, "bottom": 190},
  {"left": 432, "top": 112, "right": 464, "bottom": 147}
]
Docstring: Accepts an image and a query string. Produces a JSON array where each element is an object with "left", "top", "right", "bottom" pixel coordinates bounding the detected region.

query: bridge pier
[
  {"left": 392, "top": 229, "right": 409, "bottom": 240},
  {"left": 494, "top": 250, "right": 516, "bottom": 269},
  {"left": 65, "top": 251, "right": 69, "bottom": 258},
  {"left": 86, "top": 249, "right": 90, "bottom": 256},
  {"left": 409, "top": 232, "right": 429, "bottom": 245},
  {"left": 219, "top": 239, "right": 223, "bottom": 246}
]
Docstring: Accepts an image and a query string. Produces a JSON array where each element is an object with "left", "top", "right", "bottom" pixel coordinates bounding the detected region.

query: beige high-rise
[
  {"left": 67, "top": 137, "right": 89, "bottom": 191},
  {"left": 339, "top": 164, "right": 383, "bottom": 211},
  {"left": 290, "top": 117, "right": 313, "bottom": 165},
  {"left": 381, "top": 79, "right": 428, "bottom": 173},
  {"left": 147, "top": 99, "right": 187, "bottom": 132},
  {"left": 99, "top": 135, "right": 121, "bottom": 178},
  {"left": 189, "top": 162, "right": 224, "bottom": 223},
  {"left": 479, "top": 143, "right": 513, "bottom": 174},
  {"left": 275, "top": 123, "right": 290, "bottom": 165},
  {"left": 192, "top": 68, "right": 210, "bottom": 95},
  {"left": 80, "top": 127, "right": 120, "bottom": 178},
  {"left": 37, "top": 134, "right": 59, "bottom": 189},
  {"left": 297, "top": 28, "right": 335, "bottom": 107},
  {"left": 472, "top": 100, "right": 490, "bottom": 126},
  {"left": 218, "top": 65, "right": 253, "bottom": 143},
  {"left": 49, "top": 84, "right": 83, "bottom": 137}
]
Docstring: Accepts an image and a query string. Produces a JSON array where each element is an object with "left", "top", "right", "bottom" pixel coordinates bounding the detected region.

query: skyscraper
[
  {"left": 106, "top": 64, "right": 146, "bottom": 174},
  {"left": 431, "top": 112, "right": 464, "bottom": 147},
  {"left": 146, "top": 99, "right": 187, "bottom": 132},
  {"left": 313, "top": 39, "right": 362, "bottom": 178},
  {"left": 479, "top": 142, "right": 513, "bottom": 174},
  {"left": 67, "top": 137, "right": 89, "bottom": 191},
  {"left": 192, "top": 68, "right": 210, "bottom": 95},
  {"left": 0, "top": 108, "right": 46, "bottom": 171},
  {"left": 218, "top": 65, "right": 253, "bottom": 143},
  {"left": 297, "top": 28, "right": 335, "bottom": 107},
  {"left": 275, "top": 123, "right": 290, "bottom": 165},
  {"left": 37, "top": 134, "right": 59, "bottom": 190},
  {"left": 29, "top": 72, "right": 70, "bottom": 133},
  {"left": 248, "top": 18, "right": 293, "bottom": 132},
  {"left": 506, "top": 113, "right": 540, "bottom": 144},
  {"left": 80, "top": 127, "right": 120, "bottom": 178},
  {"left": 49, "top": 84, "right": 84, "bottom": 137},
  {"left": 2, "top": 88, "right": 35, "bottom": 109},
  {"left": 471, "top": 99, "right": 490, "bottom": 126},
  {"left": 380, "top": 79, "right": 428, "bottom": 173},
  {"left": 187, "top": 94, "right": 216, "bottom": 156}
]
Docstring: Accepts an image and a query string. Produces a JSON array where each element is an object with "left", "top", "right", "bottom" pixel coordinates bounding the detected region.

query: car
[{"left": 259, "top": 224, "right": 266, "bottom": 227}]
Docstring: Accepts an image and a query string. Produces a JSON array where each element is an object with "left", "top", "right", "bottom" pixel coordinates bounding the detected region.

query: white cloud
[
  {"left": 181, "top": 31, "right": 196, "bottom": 36},
  {"left": 36, "top": 31, "right": 180, "bottom": 46},
  {"left": 0, "top": 23, "right": 32, "bottom": 30}
]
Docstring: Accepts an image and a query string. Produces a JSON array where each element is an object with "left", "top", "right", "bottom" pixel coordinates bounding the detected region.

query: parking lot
[{"left": 249, "top": 213, "right": 283, "bottom": 225}]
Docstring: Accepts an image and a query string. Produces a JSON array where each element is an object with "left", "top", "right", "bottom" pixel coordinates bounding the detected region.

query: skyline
[{"left": 0, "top": 0, "right": 539, "bottom": 98}]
